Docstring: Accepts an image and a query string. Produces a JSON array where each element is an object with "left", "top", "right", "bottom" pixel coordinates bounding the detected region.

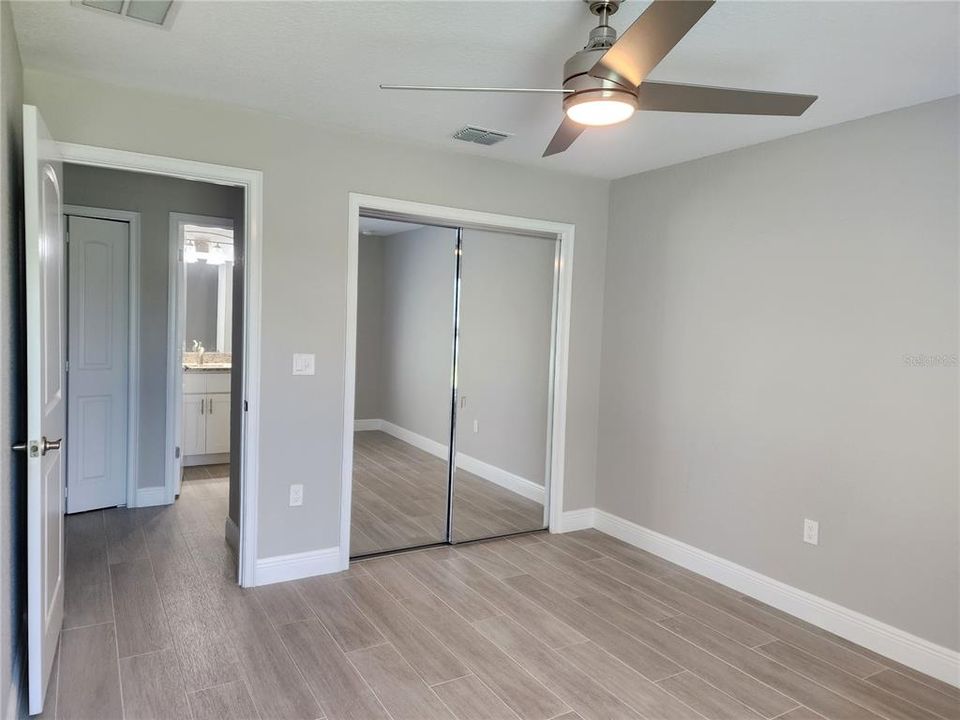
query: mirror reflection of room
[{"left": 351, "top": 216, "right": 556, "bottom": 558}]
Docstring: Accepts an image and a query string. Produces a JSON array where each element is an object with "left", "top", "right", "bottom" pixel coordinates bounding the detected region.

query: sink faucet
[{"left": 191, "top": 340, "right": 206, "bottom": 365}]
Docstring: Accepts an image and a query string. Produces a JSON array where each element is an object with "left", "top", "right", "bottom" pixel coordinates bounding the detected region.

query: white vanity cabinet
[{"left": 182, "top": 370, "right": 231, "bottom": 462}]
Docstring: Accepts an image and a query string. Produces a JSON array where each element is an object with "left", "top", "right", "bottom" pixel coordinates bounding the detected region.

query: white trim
[
  {"left": 58, "top": 141, "right": 263, "bottom": 588},
  {"left": 555, "top": 507, "right": 596, "bottom": 533},
  {"left": 354, "top": 418, "right": 382, "bottom": 432},
  {"left": 135, "top": 486, "right": 167, "bottom": 508},
  {"left": 63, "top": 205, "right": 141, "bottom": 509},
  {"left": 255, "top": 547, "right": 341, "bottom": 586},
  {"left": 584, "top": 509, "right": 960, "bottom": 688},
  {"left": 342, "top": 193, "right": 574, "bottom": 569},
  {"left": 224, "top": 516, "right": 240, "bottom": 554}
]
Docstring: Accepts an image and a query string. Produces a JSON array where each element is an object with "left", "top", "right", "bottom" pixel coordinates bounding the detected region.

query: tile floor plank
[
  {"left": 252, "top": 581, "right": 313, "bottom": 626},
  {"left": 395, "top": 552, "right": 500, "bottom": 622},
  {"left": 661, "top": 614, "right": 885, "bottom": 720},
  {"left": 432, "top": 675, "right": 521, "bottom": 720},
  {"left": 475, "top": 615, "right": 645, "bottom": 720},
  {"left": 348, "top": 642, "right": 457, "bottom": 720},
  {"left": 863, "top": 669, "right": 960, "bottom": 720},
  {"left": 658, "top": 670, "right": 767, "bottom": 720},
  {"left": 56, "top": 623, "right": 123, "bottom": 720},
  {"left": 110, "top": 558, "right": 172, "bottom": 657},
  {"left": 339, "top": 575, "right": 470, "bottom": 685},
  {"left": 188, "top": 681, "right": 261, "bottom": 720},
  {"left": 278, "top": 618, "right": 391, "bottom": 720},
  {"left": 119, "top": 647, "right": 194, "bottom": 720},
  {"left": 403, "top": 592, "right": 570, "bottom": 720},
  {"left": 295, "top": 574, "right": 385, "bottom": 652}
]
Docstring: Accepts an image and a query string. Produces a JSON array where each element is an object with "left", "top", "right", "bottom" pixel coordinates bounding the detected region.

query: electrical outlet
[
  {"left": 473, "top": 420, "right": 479, "bottom": 433},
  {"left": 289, "top": 484, "right": 304, "bottom": 507},
  {"left": 803, "top": 518, "right": 819, "bottom": 546}
]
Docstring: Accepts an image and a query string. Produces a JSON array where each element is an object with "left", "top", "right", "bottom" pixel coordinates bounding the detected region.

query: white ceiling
[
  {"left": 11, "top": 1, "right": 959, "bottom": 179},
  {"left": 359, "top": 217, "right": 424, "bottom": 236}
]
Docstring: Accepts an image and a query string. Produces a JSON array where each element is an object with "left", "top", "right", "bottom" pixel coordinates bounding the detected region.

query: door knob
[
  {"left": 40, "top": 437, "right": 62, "bottom": 455},
  {"left": 11, "top": 436, "right": 62, "bottom": 457}
]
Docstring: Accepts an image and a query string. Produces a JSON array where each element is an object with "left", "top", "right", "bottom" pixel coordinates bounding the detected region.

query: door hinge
[
  {"left": 65, "top": 360, "right": 70, "bottom": 373},
  {"left": 244, "top": 400, "right": 248, "bottom": 412},
  {"left": 175, "top": 446, "right": 181, "bottom": 459},
  {"left": 178, "top": 247, "right": 184, "bottom": 262}
]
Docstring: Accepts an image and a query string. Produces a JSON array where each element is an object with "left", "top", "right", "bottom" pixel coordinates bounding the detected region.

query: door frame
[
  {"left": 57, "top": 142, "right": 263, "bottom": 587},
  {"left": 341, "top": 192, "right": 575, "bottom": 570},
  {"left": 167, "top": 212, "right": 236, "bottom": 501},
  {"left": 62, "top": 204, "right": 141, "bottom": 510}
]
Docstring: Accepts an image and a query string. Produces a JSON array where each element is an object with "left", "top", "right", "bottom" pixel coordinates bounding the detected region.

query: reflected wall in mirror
[
  {"left": 183, "top": 222, "right": 234, "bottom": 356},
  {"left": 451, "top": 228, "right": 557, "bottom": 542},
  {"left": 352, "top": 219, "right": 458, "bottom": 557}
]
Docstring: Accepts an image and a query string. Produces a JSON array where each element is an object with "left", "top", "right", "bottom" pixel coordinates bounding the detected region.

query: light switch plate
[{"left": 292, "top": 353, "right": 315, "bottom": 376}]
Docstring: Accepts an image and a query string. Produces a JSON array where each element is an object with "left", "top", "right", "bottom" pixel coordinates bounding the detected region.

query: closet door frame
[{"left": 342, "top": 193, "right": 575, "bottom": 571}]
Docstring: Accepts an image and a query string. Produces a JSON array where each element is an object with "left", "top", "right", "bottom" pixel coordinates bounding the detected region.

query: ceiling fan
[{"left": 381, "top": 0, "right": 817, "bottom": 157}]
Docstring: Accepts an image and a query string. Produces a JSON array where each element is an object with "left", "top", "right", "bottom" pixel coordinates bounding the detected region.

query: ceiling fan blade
[
  {"left": 542, "top": 117, "right": 585, "bottom": 157},
  {"left": 380, "top": 85, "right": 571, "bottom": 94},
  {"left": 591, "top": 0, "right": 715, "bottom": 88},
  {"left": 637, "top": 81, "right": 817, "bottom": 116}
]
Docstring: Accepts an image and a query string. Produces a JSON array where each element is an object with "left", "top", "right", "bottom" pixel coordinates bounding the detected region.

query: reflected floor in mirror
[{"left": 352, "top": 430, "right": 545, "bottom": 556}]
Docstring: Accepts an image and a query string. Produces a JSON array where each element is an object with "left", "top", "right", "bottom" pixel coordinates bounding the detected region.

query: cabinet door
[
  {"left": 182, "top": 394, "right": 206, "bottom": 456},
  {"left": 205, "top": 393, "right": 231, "bottom": 455}
]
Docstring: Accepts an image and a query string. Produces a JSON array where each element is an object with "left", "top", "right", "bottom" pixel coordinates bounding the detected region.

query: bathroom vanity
[{"left": 182, "top": 366, "right": 231, "bottom": 465}]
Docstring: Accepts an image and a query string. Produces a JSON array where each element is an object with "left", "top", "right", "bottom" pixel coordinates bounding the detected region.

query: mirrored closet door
[{"left": 351, "top": 215, "right": 559, "bottom": 558}]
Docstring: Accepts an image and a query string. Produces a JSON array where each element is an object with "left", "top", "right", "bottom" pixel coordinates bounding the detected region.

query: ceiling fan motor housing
[{"left": 562, "top": 5, "right": 639, "bottom": 118}]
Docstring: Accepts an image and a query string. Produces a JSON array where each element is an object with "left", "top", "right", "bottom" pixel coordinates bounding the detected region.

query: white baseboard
[
  {"left": 135, "top": 486, "right": 168, "bottom": 508},
  {"left": 224, "top": 516, "right": 240, "bottom": 555},
  {"left": 255, "top": 546, "right": 341, "bottom": 586},
  {"left": 554, "top": 508, "right": 596, "bottom": 533},
  {"left": 360, "top": 419, "right": 545, "bottom": 503},
  {"left": 584, "top": 508, "right": 959, "bottom": 688}
]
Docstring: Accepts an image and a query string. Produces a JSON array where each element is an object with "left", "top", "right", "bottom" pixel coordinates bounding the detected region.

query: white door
[
  {"left": 22, "top": 105, "right": 65, "bottom": 715},
  {"left": 205, "top": 394, "right": 231, "bottom": 454},
  {"left": 182, "top": 394, "right": 206, "bottom": 457},
  {"left": 66, "top": 215, "right": 129, "bottom": 513}
]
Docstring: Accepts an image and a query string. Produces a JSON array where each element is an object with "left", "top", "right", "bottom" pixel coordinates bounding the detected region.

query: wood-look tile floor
[
  {"left": 352, "top": 431, "right": 545, "bottom": 556},
  {"left": 47, "top": 480, "right": 958, "bottom": 720}
]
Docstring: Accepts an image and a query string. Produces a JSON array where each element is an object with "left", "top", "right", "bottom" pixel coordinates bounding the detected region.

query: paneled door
[
  {"left": 66, "top": 215, "right": 129, "bottom": 513},
  {"left": 22, "top": 104, "right": 66, "bottom": 715}
]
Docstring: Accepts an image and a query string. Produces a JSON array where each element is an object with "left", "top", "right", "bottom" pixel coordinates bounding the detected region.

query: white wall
[
  {"left": 25, "top": 69, "right": 610, "bottom": 558},
  {"left": 598, "top": 97, "right": 959, "bottom": 651},
  {"left": 0, "top": 2, "right": 24, "bottom": 714}
]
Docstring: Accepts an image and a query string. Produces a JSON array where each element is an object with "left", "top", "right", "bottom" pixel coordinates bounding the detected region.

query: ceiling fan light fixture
[{"left": 566, "top": 98, "right": 636, "bottom": 126}]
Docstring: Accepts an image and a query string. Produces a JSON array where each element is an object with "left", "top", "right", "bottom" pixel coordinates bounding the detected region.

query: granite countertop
[
  {"left": 183, "top": 350, "right": 231, "bottom": 372},
  {"left": 183, "top": 364, "right": 232, "bottom": 372}
]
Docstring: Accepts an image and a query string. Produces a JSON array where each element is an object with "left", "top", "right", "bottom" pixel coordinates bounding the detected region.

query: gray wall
[
  {"left": 598, "top": 97, "right": 959, "bottom": 650},
  {"left": 62, "top": 164, "right": 244, "bottom": 491},
  {"left": 26, "top": 69, "right": 611, "bottom": 558},
  {"left": 354, "top": 234, "right": 385, "bottom": 420},
  {"left": 380, "top": 225, "right": 458, "bottom": 447},
  {"left": 0, "top": 1, "right": 24, "bottom": 714}
]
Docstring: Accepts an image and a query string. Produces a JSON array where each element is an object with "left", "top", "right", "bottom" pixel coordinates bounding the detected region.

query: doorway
[{"left": 342, "top": 194, "right": 575, "bottom": 566}]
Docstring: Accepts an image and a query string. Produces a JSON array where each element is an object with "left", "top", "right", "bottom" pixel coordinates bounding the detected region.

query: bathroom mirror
[{"left": 183, "top": 223, "right": 234, "bottom": 354}]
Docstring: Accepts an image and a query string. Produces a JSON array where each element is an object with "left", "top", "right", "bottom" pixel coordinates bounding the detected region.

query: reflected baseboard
[{"left": 354, "top": 418, "right": 545, "bottom": 504}]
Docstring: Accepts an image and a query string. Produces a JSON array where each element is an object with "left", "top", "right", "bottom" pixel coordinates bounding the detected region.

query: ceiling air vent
[
  {"left": 452, "top": 126, "right": 511, "bottom": 146},
  {"left": 75, "top": 0, "right": 177, "bottom": 28}
]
